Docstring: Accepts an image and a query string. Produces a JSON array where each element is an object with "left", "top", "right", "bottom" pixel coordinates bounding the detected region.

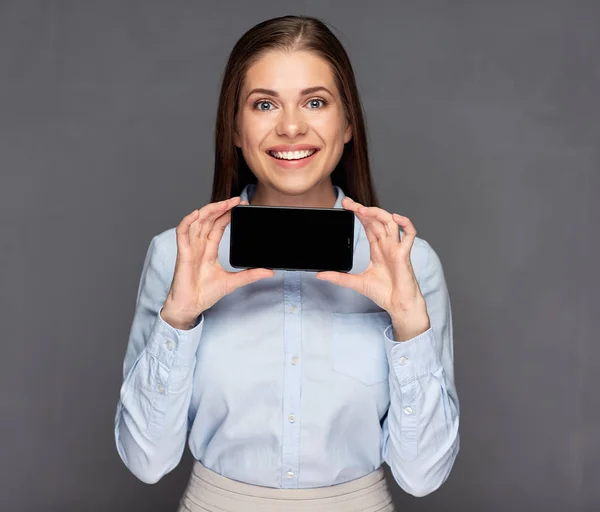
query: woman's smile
[{"left": 266, "top": 144, "right": 321, "bottom": 169}]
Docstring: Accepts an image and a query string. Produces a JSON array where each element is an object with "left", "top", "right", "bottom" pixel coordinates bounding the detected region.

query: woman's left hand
[{"left": 315, "top": 196, "right": 430, "bottom": 341}]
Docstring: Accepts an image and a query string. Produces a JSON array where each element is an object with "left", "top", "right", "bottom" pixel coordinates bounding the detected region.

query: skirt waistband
[{"left": 178, "top": 460, "right": 395, "bottom": 512}]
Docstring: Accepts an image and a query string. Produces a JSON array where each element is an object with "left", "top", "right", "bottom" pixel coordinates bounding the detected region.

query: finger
[
  {"left": 229, "top": 267, "right": 275, "bottom": 290},
  {"left": 344, "top": 198, "right": 397, "bottom": 243},
  {"left": 189, "top": 199, "right": 229, "bottom": 242},
  {"left": 341, "top": 196, "right": 363, "bottom": 213},
  {"left": 315, "top": 270, "right": 364, "bottom": 294},
  {"left": 204, "top": 207, "right": 235, "bottom": 261},
  {"left": 197, "top": 197, "right": 241, "bottom": 241},
  {"left": 340, "top": 198, "right": 386, "bottom": 246},
  {"left": 176, "top": 209, "right": 200, "bottom": 252},
  {"left": 357, "top": 207, "right": 389, "bottom": 243},
  {"left": 357, "top": 206, "right": 400, "bottom": 243},
  {"left": 391, "top": 214, "right": 417, "bottom": 253},
  {"left": 203, "top": 198, "right": 247, "bottom": 262},
  {"left": 342, "top": 196, "right": 393, "bottom": 261}
]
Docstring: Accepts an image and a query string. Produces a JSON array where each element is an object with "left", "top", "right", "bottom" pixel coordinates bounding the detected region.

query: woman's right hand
[{"left": 160, "top": 196, "right": 274, "bottom": 330}]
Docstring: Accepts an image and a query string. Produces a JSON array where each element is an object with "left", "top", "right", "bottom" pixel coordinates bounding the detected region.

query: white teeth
[{"left": 270, "top": 149, "right": 317, "bottom": 160}]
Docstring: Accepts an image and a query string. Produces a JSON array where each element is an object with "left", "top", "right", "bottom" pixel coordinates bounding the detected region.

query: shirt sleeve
[
  {"left": 380, "top": 239, "right": 460, "bottom": 497},
  {"left": 114, "top": 234, "right": 204, "bottom": 484}
]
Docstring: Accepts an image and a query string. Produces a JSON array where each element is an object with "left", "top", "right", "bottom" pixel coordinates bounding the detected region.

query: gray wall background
[{"left": 1, "top": 1, "right": 598, "bottom": 511}]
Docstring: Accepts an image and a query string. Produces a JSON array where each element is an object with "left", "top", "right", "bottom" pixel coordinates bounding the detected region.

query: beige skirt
[{"left": 177, "top": 460, "right": 395, "bottom": 512}]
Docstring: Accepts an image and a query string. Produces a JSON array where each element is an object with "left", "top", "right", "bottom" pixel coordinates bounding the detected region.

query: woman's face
[{"left": 235, "top": 50, "right": 352, "bottom": 207}]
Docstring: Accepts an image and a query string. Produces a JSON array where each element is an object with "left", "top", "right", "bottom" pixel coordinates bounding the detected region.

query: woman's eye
[
  {"left": 253, "top": 98, "right": 326, "bottom": 111},
  {"left": 255, "top": 101, "right": 274, "bottom": 111},
  {"left": 307, "top": 98, "right": 326, "bottom": 109}
]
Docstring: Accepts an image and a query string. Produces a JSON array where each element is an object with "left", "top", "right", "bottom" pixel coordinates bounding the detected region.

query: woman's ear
[{"left": 344, "top": 121, "right": 353, "bottom": 144}]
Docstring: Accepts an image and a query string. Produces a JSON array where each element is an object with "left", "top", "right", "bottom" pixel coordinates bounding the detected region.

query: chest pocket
[{"left": 331, "top": 311, "right": 391, "bottom": 386}]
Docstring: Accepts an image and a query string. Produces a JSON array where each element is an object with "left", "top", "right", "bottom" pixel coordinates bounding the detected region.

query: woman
[{"left": 114, "top": 15, "right": 459, "bottom": 512}]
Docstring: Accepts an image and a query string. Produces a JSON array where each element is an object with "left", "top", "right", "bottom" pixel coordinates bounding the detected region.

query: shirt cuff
[
  {"left": 146, "top": 309, "right": 204, "bottom": 369},
  {"left": 383, "top": 326, "right": 442, "bottom": 385}
]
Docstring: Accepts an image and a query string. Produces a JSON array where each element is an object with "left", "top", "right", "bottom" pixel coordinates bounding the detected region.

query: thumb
[
  {"left": 315, "top": 271, "right": 363, "bottom": 293},
  {"left": 230, "top": 268, "right": 275, "bottom": 289}
]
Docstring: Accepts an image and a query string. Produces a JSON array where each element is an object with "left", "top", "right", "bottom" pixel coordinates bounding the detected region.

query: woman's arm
[
  {"left": 114, "top": 234, "right": 203, "bottom": 484},
  {"left": 381, "top": 239, "right": 460, "bottom": 497}
]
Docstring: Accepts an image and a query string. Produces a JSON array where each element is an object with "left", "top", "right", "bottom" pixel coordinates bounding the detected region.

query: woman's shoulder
[
  {"left": 152, "top": 226, "right": 177, "bottom": 249},
  {"left": 410, "top": 234, "right": 437, "bottom": 262},
  {"left": 146, "top": 226, "right": 178, "bottom": 278},
  {"left": 408, "top": 234, "right": 446, "bottom": 287}
]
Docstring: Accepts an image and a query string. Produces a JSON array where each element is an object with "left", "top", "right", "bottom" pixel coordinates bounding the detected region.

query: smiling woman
[
  {"left": 233, "top": 50, "right": 352, "bottom": 206},
  {"left": 114, "top": 14, "right": 459, "bottom": 512},
  {"left": 211, "top": 15, "right": 378, "bottom": 210}
]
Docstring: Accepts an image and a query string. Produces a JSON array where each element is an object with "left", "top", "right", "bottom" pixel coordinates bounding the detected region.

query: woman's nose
[{"left": 276, "top": 108, "right": 308, "bottom": 138}]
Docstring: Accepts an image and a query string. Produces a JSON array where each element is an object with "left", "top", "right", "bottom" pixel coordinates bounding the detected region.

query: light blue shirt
[{"left": 114, "top": 184, "right": 459, "bottom": 496}]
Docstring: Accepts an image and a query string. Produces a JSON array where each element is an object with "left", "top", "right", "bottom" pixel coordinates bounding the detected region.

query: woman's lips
[{"left": 267, "top": 149, "right": 320, "bottom": 169}]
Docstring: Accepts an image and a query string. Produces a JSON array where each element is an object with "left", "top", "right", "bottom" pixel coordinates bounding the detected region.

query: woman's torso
[{"left": 157, "top": 184, "right": 428, "bottom": 489}]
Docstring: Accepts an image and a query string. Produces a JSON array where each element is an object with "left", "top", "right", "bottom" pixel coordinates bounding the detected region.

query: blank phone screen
[{"left": 230, "top": 205, "right": 354, "bottom": 272}]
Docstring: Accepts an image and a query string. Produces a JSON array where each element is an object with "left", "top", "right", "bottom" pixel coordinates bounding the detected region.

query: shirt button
[
  {"left": 166, "top": 340, "right": 174, "bottom": 351},
  {"left": 404, "top": 406, "right": 413, "bottom": 415},
  {"left": 399, "top": 356, "right": 408, "bottom": 365},
  {"left": 286, "top": 470, "right": 295, "bottom": 479},
  {"left": 288, "top": 413, "right": 296, "bottom": 423},
  {"left": 289, "top": 306, "right": 297, "bottom": 313},
  {"left": 291, "top": 356, "right": 299, "bottom": 365},
  {"left": 157, "top": 384, "right": 165, "bottom": 395}
]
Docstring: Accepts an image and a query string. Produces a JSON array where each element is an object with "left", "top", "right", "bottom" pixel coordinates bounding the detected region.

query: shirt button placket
[{"left": 281, "top": 270, "right": 302, "bottom": 487}]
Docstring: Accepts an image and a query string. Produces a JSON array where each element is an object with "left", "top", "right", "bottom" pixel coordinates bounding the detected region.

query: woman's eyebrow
[{"left": 245, "top": 86, "right": 333, "bottom": 100}]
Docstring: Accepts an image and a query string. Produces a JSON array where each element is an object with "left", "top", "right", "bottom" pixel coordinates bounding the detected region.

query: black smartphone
[{"left": 229, "top": 205, "right": 355, "bottom": 272}]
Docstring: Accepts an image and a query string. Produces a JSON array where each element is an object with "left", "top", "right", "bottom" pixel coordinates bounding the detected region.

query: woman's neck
[{"left": 249, "top": 182, "right": 338, "bottom": 208}]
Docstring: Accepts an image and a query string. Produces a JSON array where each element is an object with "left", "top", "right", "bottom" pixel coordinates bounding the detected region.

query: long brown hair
[{"left": 210, "top": 15, "right": 380, "bottom": 207}]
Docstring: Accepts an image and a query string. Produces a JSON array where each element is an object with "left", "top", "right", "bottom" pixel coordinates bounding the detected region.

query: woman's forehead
[{"left": 242, "top": 50, "right": 337, "bottom": 94}]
